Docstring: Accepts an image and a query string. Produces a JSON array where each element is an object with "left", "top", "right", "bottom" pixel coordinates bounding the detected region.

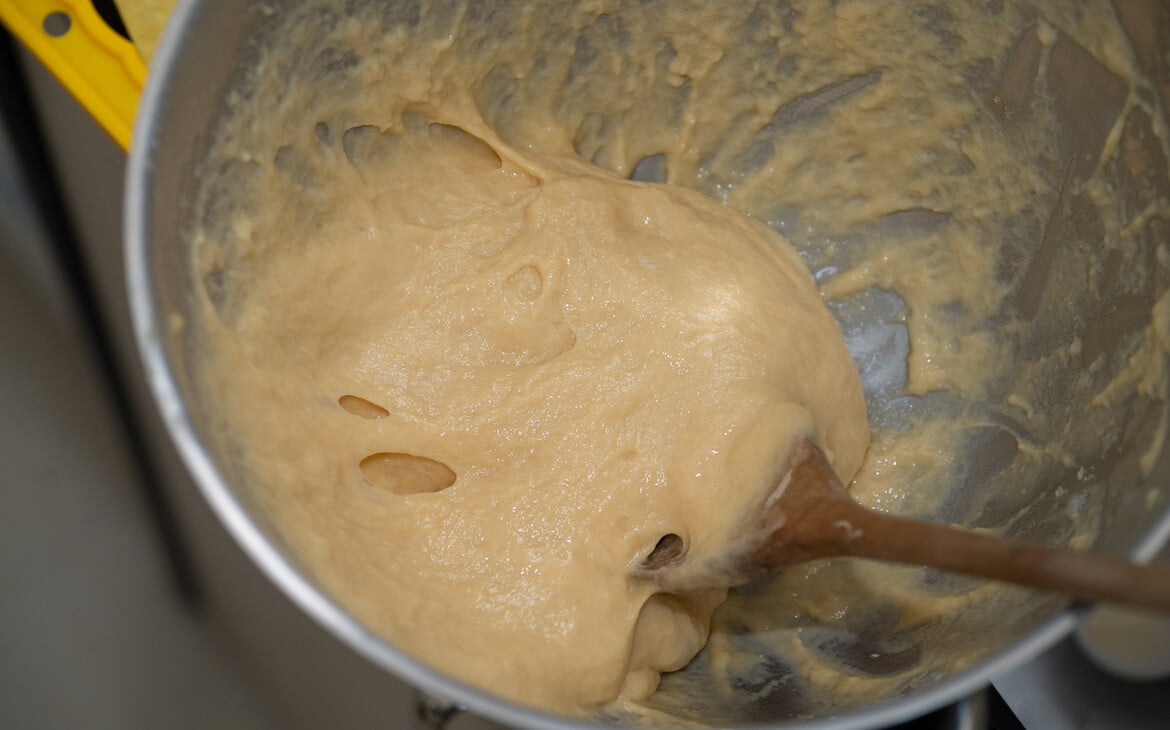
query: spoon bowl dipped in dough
[{"left": 636, "top": 437, "right": 1170, "bottom": 611}]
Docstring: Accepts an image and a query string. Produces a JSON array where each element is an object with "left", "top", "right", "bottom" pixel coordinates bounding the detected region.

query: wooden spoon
[{"left": 635, "top": 438, "right": 1170, "bottom": 611}]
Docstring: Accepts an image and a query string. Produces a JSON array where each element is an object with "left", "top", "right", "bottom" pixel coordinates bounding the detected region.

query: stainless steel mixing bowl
[{"left": 127, "top": 0, "right": 1170, "bottom": 726}]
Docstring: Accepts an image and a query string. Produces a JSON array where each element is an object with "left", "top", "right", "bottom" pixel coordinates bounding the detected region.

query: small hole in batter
[
  {"left": 360, "top": 453, "right": 457, "bottom": 495},
  {"left": 630, "top": 153, "right": 667, "bottom": 183},
  {"left": 339, "top": 395, "right": 390, "bottom": 419},
  {"left": 643, "top": 533, "right": 687, "bottom": 569}
]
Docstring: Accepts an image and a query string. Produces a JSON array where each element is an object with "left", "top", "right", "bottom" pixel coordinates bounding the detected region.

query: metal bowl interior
[{"left": 127, "top": 0, "right": 1170, "bottom": 727}]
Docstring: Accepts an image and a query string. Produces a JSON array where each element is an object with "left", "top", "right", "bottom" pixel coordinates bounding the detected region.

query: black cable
[{"left": 0, "top": 25, "right": 203, "bottom": 611}]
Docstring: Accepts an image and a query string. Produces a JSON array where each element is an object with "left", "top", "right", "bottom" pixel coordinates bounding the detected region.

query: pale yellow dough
[{"left": 199, "top": 109, "right": 868, "bottom": 711}]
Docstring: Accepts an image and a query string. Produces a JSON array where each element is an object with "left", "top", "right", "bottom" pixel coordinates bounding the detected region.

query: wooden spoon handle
[
  {"left": 778, "top": 440, "right": 1170, "bottom": 611},
  {"left": 832, "top": 504, "right": 1170, "bottom": 611}
]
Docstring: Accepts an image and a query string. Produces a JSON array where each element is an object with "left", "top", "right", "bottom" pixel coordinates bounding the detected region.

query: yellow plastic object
[{"left": 0, "top": 0, "right": 145, "bottom": 150}]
